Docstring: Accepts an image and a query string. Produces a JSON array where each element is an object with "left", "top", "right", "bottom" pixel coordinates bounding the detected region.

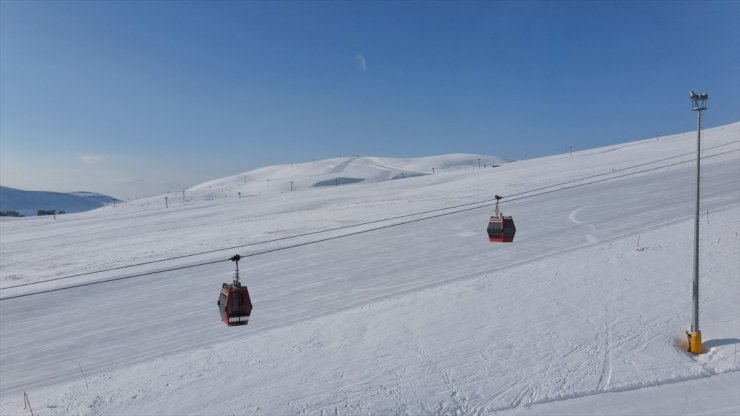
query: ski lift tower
[{"left": 687, "top": 90, "right": 707, "bottom": 354}]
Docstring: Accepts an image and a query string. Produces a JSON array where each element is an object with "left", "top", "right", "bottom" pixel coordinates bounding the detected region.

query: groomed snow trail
[{"left": 2, "top": 206, "right": 738, "bottom": 416}]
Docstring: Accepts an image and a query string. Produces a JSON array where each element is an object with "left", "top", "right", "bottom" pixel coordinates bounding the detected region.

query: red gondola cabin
[
  {"left": 217, "top": 254, "right": 253, "bottom": 326},
  {"left": 487, "top": 215, "right": 516, "bottom": 242},
  {"left": 487, "top": 195, "right": 516, "bottom": 243},
  {"left": 218, "top": 283, "right": 252, "bottom": 326}
]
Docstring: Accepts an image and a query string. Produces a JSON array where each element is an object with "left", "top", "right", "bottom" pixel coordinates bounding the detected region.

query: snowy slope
[
  {"left": 0, "top": 123, "right": 738, "bottom": 415},
  {"left": 185, "top": 153, "right": 508, "bottom": 199},
  {"left": 4, "top": 207, "right": 738, "bottom": 416}
]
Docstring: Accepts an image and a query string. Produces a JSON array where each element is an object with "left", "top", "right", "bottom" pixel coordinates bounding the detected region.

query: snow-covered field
[{"left": 1, "top": 123, "right": 739, "bottom": 415}]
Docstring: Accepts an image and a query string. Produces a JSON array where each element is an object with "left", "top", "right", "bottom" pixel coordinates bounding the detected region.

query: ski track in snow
[
  {"left": 569, "top": 206, "right": 599, "bottom": 244},
  {"left": 328, "top": 157, "right": 360, "bottom": 174}
]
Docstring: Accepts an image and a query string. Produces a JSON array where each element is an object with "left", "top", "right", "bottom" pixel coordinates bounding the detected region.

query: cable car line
[
  {"left": 486, "top": 141, "right": 736, "bottom": 243},
  {"left": 501, "top": 148, "right": 739, "bottom": 206},
  {"left": 3, "top": 146, "right": 737, "bottom": 296},
  {"left": 0, "top": 195, "right": 517, "bottom": 291},
  {"left": 5, "top": 140, "right": 736, "bottom": 293},
  {"left": 502, "top": 140, "right": 739, "bottom": 200},
  {"left": 1, "top": 146, "right": 737, "bottom": 301},
  {"left": 0, "top": 202, "right": 501, "bottom": 301},
  {"left": 0, "top": 258, "right": 226, "bottom": 301}
]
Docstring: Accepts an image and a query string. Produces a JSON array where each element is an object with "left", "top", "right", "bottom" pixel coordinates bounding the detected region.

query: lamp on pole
[{"left": 687, "top": 90, "right": 708, "bottom": 354}]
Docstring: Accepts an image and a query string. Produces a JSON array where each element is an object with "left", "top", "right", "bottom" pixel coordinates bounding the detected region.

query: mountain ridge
[{"left": 0, "top": 186, "right": 120, "bottom": 216}]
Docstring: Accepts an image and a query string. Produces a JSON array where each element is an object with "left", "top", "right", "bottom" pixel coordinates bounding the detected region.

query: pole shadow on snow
[
  {"left": 703, "top": 338, "right": 740, "bottom": 349},
  {"left": 675, "top": 337, "right": 740, "bottom": 354}
]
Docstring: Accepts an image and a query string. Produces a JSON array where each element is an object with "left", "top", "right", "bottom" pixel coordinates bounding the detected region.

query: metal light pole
[{"left": 687, "top": 90, "right": 708, "bottom": 354}]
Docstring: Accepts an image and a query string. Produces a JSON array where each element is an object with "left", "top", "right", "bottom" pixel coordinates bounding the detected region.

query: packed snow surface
[{"left": 1, "top": 124, "right": 739, "bottom": 415}]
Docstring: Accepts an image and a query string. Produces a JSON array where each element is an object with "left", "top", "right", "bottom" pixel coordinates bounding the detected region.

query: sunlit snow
[{"left": 1, "top": 124, "right": 739, "bottom": 415}]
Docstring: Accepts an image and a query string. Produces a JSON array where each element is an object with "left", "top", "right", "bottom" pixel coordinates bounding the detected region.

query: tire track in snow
[
  {"left": 596, "top": 303, "right": 614, "bottom": 391},
  {"left": 488, "top": 367, "right": 740, "bottom": 414},
  {"left": 404, "top": 324, "right": 478, "bottom": 416},
  {"left": 365, "top": 306, "right": 408, "bottom": 415}
]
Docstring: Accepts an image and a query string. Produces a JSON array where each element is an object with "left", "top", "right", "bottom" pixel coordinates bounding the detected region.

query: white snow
[
  {"left": 186, "top": 153, "right": 509, "bottom": 198},
  {"left": 1, "top": 123, "right": 739, "bottom": 415}
]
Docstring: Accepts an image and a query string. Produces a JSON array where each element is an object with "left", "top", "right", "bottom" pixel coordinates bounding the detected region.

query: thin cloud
[
  {"left": 356, "top": 54, "right": 367, "bottom": 71},
  {"left": 80, "top": 155, "right": 106, "bottom": 164}
]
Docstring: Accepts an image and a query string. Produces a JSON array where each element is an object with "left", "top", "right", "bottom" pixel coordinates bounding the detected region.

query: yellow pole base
[{"left": 687, "top": 331, "right": 703, "bottom": 354}]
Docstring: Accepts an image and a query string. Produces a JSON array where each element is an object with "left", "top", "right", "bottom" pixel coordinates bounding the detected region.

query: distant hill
[
  {"left": 0, "top": 186, "right": 121, "bottom": 217},
  {"left": 185, "top": 153, "right": 510, "bottom": 199}
]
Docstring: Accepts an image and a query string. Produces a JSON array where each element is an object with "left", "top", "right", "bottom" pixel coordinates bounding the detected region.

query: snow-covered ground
[{"left": 1, "top": 123, "right": 738, "bottom": 415}]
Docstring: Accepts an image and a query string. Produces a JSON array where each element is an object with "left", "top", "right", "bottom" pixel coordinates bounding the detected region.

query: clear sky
[{"left": 1, "top": 0, "right": 738, "bottom": 200}]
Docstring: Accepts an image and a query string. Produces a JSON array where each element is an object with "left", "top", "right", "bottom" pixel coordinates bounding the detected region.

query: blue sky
[{"left": 1, "top": 0, "right": 738, "bottom": 200}]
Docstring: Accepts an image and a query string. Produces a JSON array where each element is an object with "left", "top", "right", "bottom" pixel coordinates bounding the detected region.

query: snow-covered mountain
[
  {"left": 0, "top": 186, "right": 120, "bottom": 216},
  {"left": 0, "top": 123, "right": 738, "bottom": 415},
  {"left": 185, "top": 153, "right": 509, "bottom": 200}
]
